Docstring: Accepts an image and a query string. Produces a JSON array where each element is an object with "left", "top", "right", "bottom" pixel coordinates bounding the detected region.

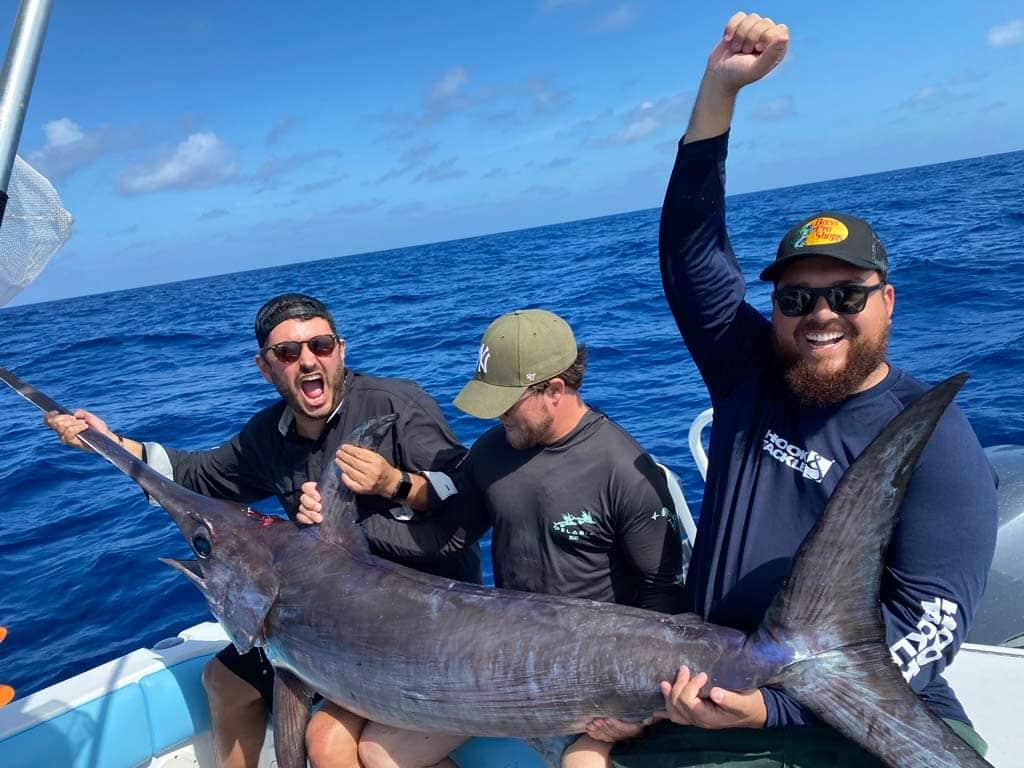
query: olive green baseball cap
[{"left": 454, "top": 309, "right": 577, "bottom": 419}]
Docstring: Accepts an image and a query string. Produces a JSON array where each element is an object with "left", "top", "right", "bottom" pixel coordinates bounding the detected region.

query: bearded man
[
  {"left": 44, "top": 292, "right": 479, "bottom": 768},
  {"left": 608, "top": 12, "right": 997, "bottom": 768}
]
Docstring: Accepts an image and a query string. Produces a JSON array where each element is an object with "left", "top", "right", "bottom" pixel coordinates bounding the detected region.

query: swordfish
[{"left": 0, "top": 368, "right": 992, "bottom": 768}]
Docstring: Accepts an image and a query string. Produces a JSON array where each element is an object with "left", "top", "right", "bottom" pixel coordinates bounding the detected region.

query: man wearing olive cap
[
  {"left": 452, "top": 309, "right": 685, "bottom": 617},
  {"left": 341, "top": 308, "right": 688, "bottom": 768}
]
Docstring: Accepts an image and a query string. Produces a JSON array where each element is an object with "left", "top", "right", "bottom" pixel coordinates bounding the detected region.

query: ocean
[{"left": 0, "top": 149, "right": 1022, "bottom": 698}]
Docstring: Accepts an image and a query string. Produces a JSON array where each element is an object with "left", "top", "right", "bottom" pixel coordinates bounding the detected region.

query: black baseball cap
[
  {"left": 760, "top": 212, "right": 888, "bottom": 283},
  {"left": 254, "top": 293, "right": 338, "bottom": 347}
]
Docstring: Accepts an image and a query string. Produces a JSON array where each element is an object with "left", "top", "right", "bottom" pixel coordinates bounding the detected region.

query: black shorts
[
  {"left": 215, "top": 644, "right": 326, "bottom": 711},
  {"left": 216, "top": 644, "right": 277, "bottom": 709}
]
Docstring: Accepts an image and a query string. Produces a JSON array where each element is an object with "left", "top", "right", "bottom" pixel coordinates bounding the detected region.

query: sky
[{"left": 3, "top": 0, "right": 1023, "bottom": 306}]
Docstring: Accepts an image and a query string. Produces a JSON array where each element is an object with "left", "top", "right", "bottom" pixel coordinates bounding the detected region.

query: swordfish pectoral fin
[
  {"left": 782, "top": 645, "right": 993, "bottom": 768},
  {"left": 316, "top": 413, "right": 399, "bottom": 551},
  {"left": 272, "top": 668, "right": 316, "bottom": 768}
]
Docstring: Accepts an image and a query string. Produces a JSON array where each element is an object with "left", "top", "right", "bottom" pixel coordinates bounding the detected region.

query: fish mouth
[{"left": 159, "top": 557, "right": 206, "bottom": 588}]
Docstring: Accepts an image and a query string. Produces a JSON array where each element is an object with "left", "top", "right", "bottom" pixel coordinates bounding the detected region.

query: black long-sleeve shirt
[
  {"left": 149, "top": 369, "right": 481, "bottom": 583},
  {"left": 462, "top": 410, "right": 687, "bottom": 613}
]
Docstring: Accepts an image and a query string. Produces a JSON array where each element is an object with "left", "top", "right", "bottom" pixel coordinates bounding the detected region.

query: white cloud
[
  {"left": 376, "top": 141, "right": 441, "bottom": 183},
  {"left": 198, "top": 207, "right": 230, "bottom": 222},
  {"left": 400, "top": 141, "right": 441, "bottom": 165},
  {"left": 751, "top": 96, "right": 795, "bottom": 122},
  {"left": 370, "top": 67, "right": 483, "bottom": 139},
  {"left": 619, "top": 115, "right": 660, "bottom": 141},
  {"left": 295, "top": 175, "right": 348, "bottom": 194},
  {"left": 247, "top": 149, "right": 342, "bottom": 190},
  {"left": 43, "top": 118, "right": 84, "bottom": 146},
  {"left": 898, "top": 85, "right": 973, "bottom": 114},
  {"left": 413, "top": 157, "right": 466, "bottom": 183},
  {"left": 119, "top": 132, "right": 238, "bottom": 195},
  {"left": 331, "top": 199, "right": 385, "bottom": 216},
  {"left": 430, "top": 67, "right": 469, "bottom": 104},
  {"left": 389, "top": 201, "right": 430, "bottom": 217},
  {"left": 106, "top": 224, "right": 139, "bottom": 238},
  {"left": 585, "top": 91, "right": 692, "bottom": 148},
  {"left": 902, "top": 86, "right": 944, "bottom": 111},
  {"left": 540, "top": 0, "right": 589, "bottom": 11},
  {"left": 541, "top": 156, "right": 574, "bottom": 170},
  {"left": 947, "top": 69, "right": 989, "bottom": 86},
  {"left": 28, "top": 118, "right": 108, "bottom": 180},
  {"left": 895, "top": 68, "right": 987, "bottom": 116},
  {"left": 266, "top": 117, "right": 299, "bottom": 145},
  {"left": 369, "top": 71, "right": 569, "bottom": 143},
  {"left": 987, "top": 19, "right": 1024, "bottom": 48},
  {"left": 422, "top": 67, "right": 479, "bottom": 126},
  {"left": 519, "top": 183, "right": 569, "bottom": 198},
  {"left": 588, "top": 3, "right": 637, "bottom": 33},
  {"left": 526, "top": 76, "right": 570, "bottom": 114},
  {"left": 476, "top": 109, "right": 523, "bottom": 131}
]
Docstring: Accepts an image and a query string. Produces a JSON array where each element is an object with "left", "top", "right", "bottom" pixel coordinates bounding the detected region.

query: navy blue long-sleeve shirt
[{"left": 660, "top": 131, "right": 998, "bottom": 727}]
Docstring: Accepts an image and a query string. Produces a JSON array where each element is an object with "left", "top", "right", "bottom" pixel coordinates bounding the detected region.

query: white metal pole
[{"left": 0, "top": 0, "right": 53, "bottom": 194}]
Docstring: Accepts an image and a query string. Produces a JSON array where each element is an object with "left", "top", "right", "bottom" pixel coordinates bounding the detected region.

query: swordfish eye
[{"left": 191, "top": 528, "right": 213, "bottom": 559}]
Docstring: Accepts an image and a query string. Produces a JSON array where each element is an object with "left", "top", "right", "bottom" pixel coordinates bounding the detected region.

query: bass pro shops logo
[{"left": 762, "top": 430, "right": 835, "bottom": 483}]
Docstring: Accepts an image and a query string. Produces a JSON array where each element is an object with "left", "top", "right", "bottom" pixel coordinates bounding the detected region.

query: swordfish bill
[{"left": 0, "top": 367, "right": 991, "bottom": 768}]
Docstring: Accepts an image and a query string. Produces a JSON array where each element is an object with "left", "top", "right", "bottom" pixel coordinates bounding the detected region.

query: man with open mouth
[{"left": 43, "top": 292, "right": 479, "bottom": 768}]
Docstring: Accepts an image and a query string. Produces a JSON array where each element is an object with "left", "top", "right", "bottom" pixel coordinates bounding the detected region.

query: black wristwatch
[{"left": 390, "top": 470, "right": 412, "bottom": 502}]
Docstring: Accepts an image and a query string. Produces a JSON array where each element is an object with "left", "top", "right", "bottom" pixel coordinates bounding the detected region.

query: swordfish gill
[{"left": 0, "top": 368, "right": 990, "bottom": 768}]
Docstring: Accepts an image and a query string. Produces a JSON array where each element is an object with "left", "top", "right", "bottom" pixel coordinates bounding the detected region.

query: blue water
[{"left": 1, "top": 150, "right": 1022, "bottom": 698}]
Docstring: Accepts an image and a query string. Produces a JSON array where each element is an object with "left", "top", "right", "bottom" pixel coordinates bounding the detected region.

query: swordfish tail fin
[{"left": 756, "top": 373, "right": 992, "bottom": 767}]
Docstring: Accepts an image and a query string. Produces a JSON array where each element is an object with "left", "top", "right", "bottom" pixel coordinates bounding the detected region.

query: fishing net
[{"left": 0, "top": 154, "right": 72, "bottom": 305}]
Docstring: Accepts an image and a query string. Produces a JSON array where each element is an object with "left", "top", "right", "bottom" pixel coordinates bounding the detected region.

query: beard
[
  {"left": 774, "top": 319, "right": 890, "bottom": 407},
  {"left": 272, "top": 364, "right": 345, "bottom": 419},
  {"left": 503, "top": 410, "right": 554, "bottom": 450}
]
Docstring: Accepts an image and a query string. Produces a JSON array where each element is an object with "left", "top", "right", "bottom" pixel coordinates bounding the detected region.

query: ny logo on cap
[{"left": 477, "top": 343, "right": 491, "bottom": 374}]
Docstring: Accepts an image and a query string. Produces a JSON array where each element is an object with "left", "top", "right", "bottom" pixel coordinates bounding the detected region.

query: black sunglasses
[
  {"left": 261, "top": 334, "right": 340, "bottom": 364},
  {"left": 772, "top": 282, "right": 886, "bottom": 318}
]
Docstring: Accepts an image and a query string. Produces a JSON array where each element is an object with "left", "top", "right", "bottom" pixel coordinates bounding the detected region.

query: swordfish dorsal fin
[{"left": 316, "top": 414, "right": 399, "bottom": 552}]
